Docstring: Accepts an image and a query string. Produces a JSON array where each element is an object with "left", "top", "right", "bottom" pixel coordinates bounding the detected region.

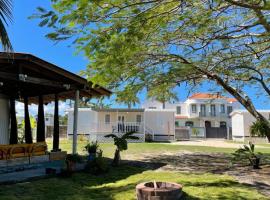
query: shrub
[
  {"left": 84, "top": 151, "right": 108, "bottom": 175},
  {"left": 232, "top": 142, "right": 262, "bottom": 169},
  {"left": 250, "top": 120, "right": 270, "bottom": 137}
]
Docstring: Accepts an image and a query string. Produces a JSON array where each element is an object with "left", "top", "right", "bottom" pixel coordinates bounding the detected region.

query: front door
[
  {"left": 118, "top": 115, "right": 125, "bottom": 132},
  {"left": 205, "top": 121, "right": 211, "bottom": 128}
]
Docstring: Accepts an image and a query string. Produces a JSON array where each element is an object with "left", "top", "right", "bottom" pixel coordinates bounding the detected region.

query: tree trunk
[
  {"left": 205, "top": 71, "right": 270, "bottom": 142},
  {"left": 112, "top": 149, "right": 121, "bottom": 166}
]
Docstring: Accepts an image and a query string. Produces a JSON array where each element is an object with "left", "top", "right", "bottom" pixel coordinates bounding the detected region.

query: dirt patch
[
  {"left": 127, "top": 151, "right": 270, "bottom": 196},
  {"left": 170, "top": 140, "right": 270, "bottom": 149}
]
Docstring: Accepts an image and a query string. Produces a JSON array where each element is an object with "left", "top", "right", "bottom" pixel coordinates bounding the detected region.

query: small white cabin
[
  {"left": 67, "top": 108, "right": 175, "bottom": 142},
  {"left": 230, "top": 110, "right": 270, "bottom": 142}
]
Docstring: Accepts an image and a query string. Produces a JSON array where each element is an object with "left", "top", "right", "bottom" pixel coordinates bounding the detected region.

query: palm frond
[
  {"left": 104, "top": 134, "right": 117, "bottom": 138},
  {"left": 0, "top": 0, "right": 12, "bottom": 51},
  {"left": 125, "top": 135, "right": 139, "bottom": 140}
]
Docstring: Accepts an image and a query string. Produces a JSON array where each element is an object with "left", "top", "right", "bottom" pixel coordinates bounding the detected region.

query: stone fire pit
[{"left": 136, "top": 181, "right": 183, "bottom": 200}]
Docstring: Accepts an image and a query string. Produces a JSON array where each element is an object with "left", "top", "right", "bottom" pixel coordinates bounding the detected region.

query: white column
[
  {"left": 0, "top": 94, "right": 10, "bottom": 144},
  {"left": 72, "top": 90, "right": 79, "bottom": 154}
]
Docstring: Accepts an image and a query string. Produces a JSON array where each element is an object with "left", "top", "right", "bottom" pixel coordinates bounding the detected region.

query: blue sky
[{"left": 6, "top": 1, "right": 270, "bottom": 114}]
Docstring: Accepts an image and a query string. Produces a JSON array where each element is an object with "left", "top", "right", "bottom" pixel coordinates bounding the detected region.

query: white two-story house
[{"left": 142, "top": 93, "right": 241, "bottom": 139}]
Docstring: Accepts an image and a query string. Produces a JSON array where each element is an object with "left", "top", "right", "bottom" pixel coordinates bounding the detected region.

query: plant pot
[
  {"left": 252, "top": 157, "right": 261, "bottom": 169},
  {"left": 66, "top": 160, "right": 76, "bottom": 172},
  {"left": 88, "top": 153, "right": 96, "bottom": 161}
]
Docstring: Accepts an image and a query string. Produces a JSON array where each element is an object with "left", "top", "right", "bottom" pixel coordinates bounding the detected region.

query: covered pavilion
[{"left": 0, "top": 52, "right": 111, "bottom": 158}]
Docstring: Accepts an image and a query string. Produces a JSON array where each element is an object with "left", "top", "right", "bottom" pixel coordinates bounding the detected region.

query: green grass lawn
[
  {"left": 0, "top": 165, "right": 267, "bottom": 200},
  {"left": 1, "top": 140, "right": 269, "bottom": 199},
  {"left": 50, "top": 139, "right": 270, "bottom": 159}
]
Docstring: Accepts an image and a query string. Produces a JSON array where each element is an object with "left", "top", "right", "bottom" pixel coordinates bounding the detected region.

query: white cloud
[{"left": 16, "top": 101, "right": 71, "bottom": 117}]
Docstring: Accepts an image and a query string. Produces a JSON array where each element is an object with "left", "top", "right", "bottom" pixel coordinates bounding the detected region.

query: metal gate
[{"left": 206, "top": 127, "right": 227, "bottom": 138}]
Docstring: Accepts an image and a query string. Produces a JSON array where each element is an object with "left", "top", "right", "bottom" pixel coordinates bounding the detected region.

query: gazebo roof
[{"left": 0, "top": 52, "right": 111, "bottom": 103}]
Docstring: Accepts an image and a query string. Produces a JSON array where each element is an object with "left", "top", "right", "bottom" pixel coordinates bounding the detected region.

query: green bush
[{"left": 84, "top": 151, "right": 109, "bottom": 175}]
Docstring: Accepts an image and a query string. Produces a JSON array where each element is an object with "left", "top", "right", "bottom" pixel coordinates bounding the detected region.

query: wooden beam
[{"left": 0, "top": 71, "right": 75, "bottom": 89}]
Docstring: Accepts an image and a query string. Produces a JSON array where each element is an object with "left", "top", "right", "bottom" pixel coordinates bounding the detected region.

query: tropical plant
[
  {"left": 85, "top": 141, "right": 99, "bottom": 154},
  {"left": 232, "top": 142, "right": 262, "bottom": 169},
  {"left": 105, "top": 131, "right": 139, "bottom": 166},
  {"left": 250, "top": 120, "right": 270, "bottom": 138},
  {"left": 0, "top": 0, "right": 13, "bottom": 51},
  {"left": 33, "top": 1, "right": 270, "bottom": 141}
]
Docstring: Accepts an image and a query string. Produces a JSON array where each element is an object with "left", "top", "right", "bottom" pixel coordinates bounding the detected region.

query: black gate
[{"left": 206, "top": 127, "right": 227, "bottom": 138}]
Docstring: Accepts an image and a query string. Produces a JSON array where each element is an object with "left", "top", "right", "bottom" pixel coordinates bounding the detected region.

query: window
[
  {"left": 148, "top": 106, "right": 157, "bottom": 109},
  {"left": 136, "top": 115, "right": 142, "bottom": 123},
  {"left": 200, "top": 104, "right": 206, "bottom": 116},
  {"left": 220, "top": 104, "right": 225, "bottom": 113},
  {"left": 210, "top": 105, "right": 216, "bottom": 116},
  {"left": 220, "top": 121, "right": 227, "bottom": 128},
  {"left": 185, "top": 121, "right": 194, "bottom": 127},
  {"left": 191, "top": 104, "right": 197, "bottom": 113},
  {"left": 227, "top": 106, "right": 233, "bottom": 114},
  {"left": 176, "top": 106, "right": 181, "bottom": 114},
  {"left": 105, "top": 114, "right": 110, "bottom": 124},
  {"left": 175, "top": 121, "right": 180, "bottom": 127}
]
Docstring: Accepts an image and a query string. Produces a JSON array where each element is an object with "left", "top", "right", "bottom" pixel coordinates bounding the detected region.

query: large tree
[
  {"left": 33, "top": 0, "right": 270, "bottom": 140},
  {"left": 0, "top": 0, "right": 12, "bottom": 51}
]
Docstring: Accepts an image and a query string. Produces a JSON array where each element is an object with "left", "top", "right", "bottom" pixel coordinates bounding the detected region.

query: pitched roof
[{"left": 188, "top": 93, "right": 237, "bottom": 103}]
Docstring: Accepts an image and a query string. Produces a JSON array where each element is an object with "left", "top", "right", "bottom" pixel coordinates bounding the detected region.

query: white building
[
  {"left": 67, "top": 108, "right": 175, "bottom": 142},
  {"left": 230, "top": 110, "right": 270, "bottom": 142},
  {"left": 67, "top": 93, "right": 241, "bottom": 142},
  {"left": 142, "top": 93, "right": 241, "bottom": 139}
]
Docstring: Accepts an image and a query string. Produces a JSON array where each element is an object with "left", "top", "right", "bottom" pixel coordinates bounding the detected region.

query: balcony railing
[{"left": 198, "top": 112, "right": 229, "bottom": 118}]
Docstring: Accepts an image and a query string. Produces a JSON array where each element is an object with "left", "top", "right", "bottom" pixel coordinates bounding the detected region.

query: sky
[{"left": 6, "top": 0, "right": 270, "bottom": 116}]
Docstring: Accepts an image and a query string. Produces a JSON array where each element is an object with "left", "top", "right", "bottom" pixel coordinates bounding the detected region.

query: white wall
[
  {"left": 145, "top": 110, "right": 175, "bottom": 135},
  {"left": 67, "top": 109, "right": 98, "bottom": 135},
  {"left": 231, "top": 110, "right": 270, "bottom": 141},
  {"left": 0, "top": 95, "right": 9, "bottom": 144},
  {"left": 231, "top": 113, "right": 244, "bottom": 139}
]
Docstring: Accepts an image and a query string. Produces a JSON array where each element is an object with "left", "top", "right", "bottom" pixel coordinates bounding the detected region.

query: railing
[{"left": 198, "top": 112, "right": 229, "bottom": 118}]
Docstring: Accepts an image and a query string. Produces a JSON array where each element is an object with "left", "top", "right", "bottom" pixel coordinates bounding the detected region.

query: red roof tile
[{"left": 188, "top": 93, "right": 237, "bottom": 103}]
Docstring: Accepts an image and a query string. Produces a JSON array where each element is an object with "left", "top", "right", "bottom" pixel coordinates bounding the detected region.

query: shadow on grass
[{"left": 0, "top": 159, "right": 268, "bottom": 200}]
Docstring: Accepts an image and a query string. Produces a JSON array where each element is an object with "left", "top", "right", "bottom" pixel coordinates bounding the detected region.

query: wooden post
[
  {"left": 72, "top": 90, "right": 79, "bottom": 154},
  {"left": 37, "top": 95, "right": 45, "bottom": 142},
  {"left": 24, "top": 96, "right": 33, "bottom": 144},
  {"left": 9, "top": 97, "right": 18, "bottom": 144},
  {"left": 53, "top": 94, "right": 60, "bottom": 151}
]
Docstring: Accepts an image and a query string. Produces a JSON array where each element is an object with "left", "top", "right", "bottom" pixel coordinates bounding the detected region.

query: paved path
[{"left": 170, "top": 139, "right": 270, "bottom": 148}]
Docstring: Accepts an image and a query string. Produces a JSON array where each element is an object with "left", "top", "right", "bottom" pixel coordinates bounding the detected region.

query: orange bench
[{"left": 0, "top": 142, "right": 47, "bottom": 160}]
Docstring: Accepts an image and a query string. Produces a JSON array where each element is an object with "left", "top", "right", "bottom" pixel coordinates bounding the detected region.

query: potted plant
[
  {"left": 232, "top": 142, "right": 262, "bottom": 169},
  {"left": 65, "top": 153, "right": 82, "bottom": 172},
  {"left": 85, "top": 141, "right": 99, "bottom": 161}
]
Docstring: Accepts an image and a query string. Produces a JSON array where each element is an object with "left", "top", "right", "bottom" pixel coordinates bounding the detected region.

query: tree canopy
[
  {"left": 33, "top": 0, "right": 270, "bottom": 139},
  {"left": 0, "top": 0, "right": 13, "bottom": 51}
]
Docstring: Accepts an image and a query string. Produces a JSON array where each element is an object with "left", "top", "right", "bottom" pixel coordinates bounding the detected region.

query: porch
[{"left": 0, "top": 52, "right": 111, "bottom": 175}]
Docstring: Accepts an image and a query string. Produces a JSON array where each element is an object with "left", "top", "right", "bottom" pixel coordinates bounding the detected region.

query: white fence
[
  {"left": 175, "top": 126, "right": 206, "bottom": 140},
  {"left": 88, "top": 132, "right": 145, "bottom": 143}
]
